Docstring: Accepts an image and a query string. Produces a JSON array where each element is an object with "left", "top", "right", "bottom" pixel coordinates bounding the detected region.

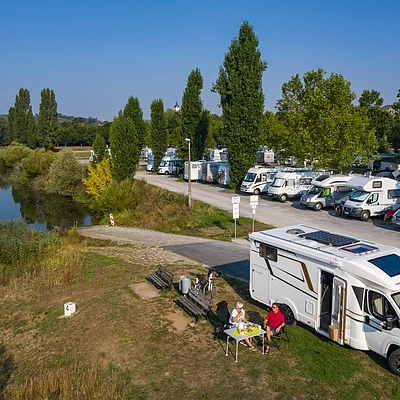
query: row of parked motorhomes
[{"left": 144, "top": 147, "right": 400, "bottom": 225}]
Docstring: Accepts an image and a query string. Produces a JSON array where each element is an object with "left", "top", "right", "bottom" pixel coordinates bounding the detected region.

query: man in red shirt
[{"left": 263, "top": 303, "right": 285, "bottom": 354}]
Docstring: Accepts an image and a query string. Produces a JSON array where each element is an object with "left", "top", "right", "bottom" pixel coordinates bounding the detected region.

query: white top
[{"left": 229, "top": 308, "right": 245, "bottom": 327}]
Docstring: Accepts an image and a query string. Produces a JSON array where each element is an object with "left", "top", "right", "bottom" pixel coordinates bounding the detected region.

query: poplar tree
[
  {"left": 123, "top": 96, "right": 146, "bottom": 153},
  {"left": 109, "top": 111, "right": 138, "bottom": 182},
  {"left": 14, "top": 88, "right": 31, "bottom": 144},
  {"left": 92, "top": 132, "right": 107, "bottom": 165},
  {"left": 27, "top": 108, "right": 37, "bottom": 149},
  {"left": 181, "top": 68, "right": 204, "bottom": 160},
  {"left": 212, "top": 21, "right": 267, "bottom": 188},
  {"left": 37, "top": 88, "right": 59, "bottom": 149},
  {"left": 150, "top": 99, "right": 167, "bottom": 170},
  {"left": 6, "top": 107, "right": 15, "bottom": 145}
]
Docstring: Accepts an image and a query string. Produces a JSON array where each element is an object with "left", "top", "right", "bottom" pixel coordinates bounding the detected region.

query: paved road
[
  {"left": 136, "top": 170, "right": 400, "bottom": 247},
  {"left": 79, "top": 226, "right": 251, "bottom": 281}
]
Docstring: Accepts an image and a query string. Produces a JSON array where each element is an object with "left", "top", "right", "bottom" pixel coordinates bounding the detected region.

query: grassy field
[{"left": 1, "top": 234, "right": 400, "bottom": 399}]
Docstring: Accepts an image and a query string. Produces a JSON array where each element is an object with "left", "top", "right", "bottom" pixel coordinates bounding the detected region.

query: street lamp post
[{"left": 185, "top": 138, "right": 192, "bottom": 208}]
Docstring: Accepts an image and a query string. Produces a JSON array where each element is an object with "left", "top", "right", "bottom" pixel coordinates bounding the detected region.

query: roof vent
[{"left": 286, "top": 228, "right": 305, "bottom": 235}]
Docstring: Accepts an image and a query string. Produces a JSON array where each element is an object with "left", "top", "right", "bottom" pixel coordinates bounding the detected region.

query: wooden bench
[
  {"left": 175, "top": 288, "right": 212, "bottom": 323},
  {"left": 147, "top": 265, "right": 174, "bottom": 290}
]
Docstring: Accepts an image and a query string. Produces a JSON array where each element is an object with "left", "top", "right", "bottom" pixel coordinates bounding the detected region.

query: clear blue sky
[{"left": 1, "top": 0, "right": 399, "bottom": 121}]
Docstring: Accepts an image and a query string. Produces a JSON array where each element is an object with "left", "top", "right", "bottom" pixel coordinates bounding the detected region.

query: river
[{"left": 0, "top": 177, "right": 92, "bottom": 231}]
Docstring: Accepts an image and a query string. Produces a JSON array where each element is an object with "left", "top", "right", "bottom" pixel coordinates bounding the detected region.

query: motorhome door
[
  {"left": 331, "top": 277, "right": 346, "bottom": 345},
  {"left": 251, "top": 263, "right": 270, "bottom": 305}
]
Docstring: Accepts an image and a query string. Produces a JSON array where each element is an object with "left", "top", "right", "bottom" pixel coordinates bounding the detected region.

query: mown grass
[{"left": 1, "top": 231, "right": 400, "bottom": 399}]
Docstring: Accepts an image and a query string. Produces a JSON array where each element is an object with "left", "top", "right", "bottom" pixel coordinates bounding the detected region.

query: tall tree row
[
  {"left": 180, "top": 68, "right": 207, "bottom": 161},
  {"left": 37, "top": 88, "right": 59, "bottom": 149},
  {"left": 123, "top": 97, "right": 146, "bottom": 153},
  {"left": 109, "top": 111, "right": 138, "bottom": 182},
  {"left": 150, "top": 99, "right": 167, "bottom": 170},
  {"left": 213, "top": 21, "right": 267, "bottom": 188},
  {"left": 6, "top": 88, "right": 36, "bottom": 146}
]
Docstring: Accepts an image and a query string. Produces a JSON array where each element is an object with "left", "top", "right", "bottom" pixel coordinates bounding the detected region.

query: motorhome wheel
[
  {"left": 164, "top": 171, "right": 169, "bottom": 175},
  {"left": 313, "top": 202, "right": 323, "bottom": 212},
  {"left": 279, "top": 194, "right": 288, "bottom": 203},
  {"left": 388, "top": 349, "right": 400, "bottom": 376},
  {"left": 254, "top": 188, "right": 261, "bottom": 195},
  {"left": 360, "top": 210, "right": 370, "bottom": 221},
  {"left": 283, "top": 304, "right": 295, "bottom": 325}
]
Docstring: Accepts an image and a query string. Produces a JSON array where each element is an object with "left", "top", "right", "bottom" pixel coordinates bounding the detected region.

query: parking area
[{"left": 136, "top": 171, "right": 400, "bottom": 248}]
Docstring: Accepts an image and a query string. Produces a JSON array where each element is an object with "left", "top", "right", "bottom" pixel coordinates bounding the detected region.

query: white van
[
  {"left": 250, "top": 224, "right": 400, "bottom": 376},
  {"left": 268, "top": 169, "right": 323, "bottom": 202},
  {"left": 300, "top": 175, "right": 353, "bottom": 211},
  {"left": 343, "top": 177, "right": 400, "bottom": 221},
  {"left": 241, "top": 167, "right": 279, "bottom": 195},
  {"left": 157, "top": 156, "right": 182, "bottom": 175}
]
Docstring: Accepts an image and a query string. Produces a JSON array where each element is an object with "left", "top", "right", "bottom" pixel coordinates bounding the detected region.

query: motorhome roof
[
  {"left": 346, "top": 176, "right": 396, "bottom": 191},
  {"left": 250, "top": 225, "right": 400, "bottom": 291},
  {"left": 311, "top": 175, "right": 353, "bottom": 187}
]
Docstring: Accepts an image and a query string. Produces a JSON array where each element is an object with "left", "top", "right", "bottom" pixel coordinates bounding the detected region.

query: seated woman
[{"left": 229, "top": 301, "right": 257, "bottom": 351}]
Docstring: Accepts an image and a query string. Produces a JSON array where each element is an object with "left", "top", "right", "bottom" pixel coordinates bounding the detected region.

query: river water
[{"left": 0, "top": 178, "right": 92, "bottom": 231}]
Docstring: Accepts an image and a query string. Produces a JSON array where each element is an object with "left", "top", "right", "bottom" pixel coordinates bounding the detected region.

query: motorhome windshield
[
  {"left": 243, "top": 173, "right": 257, "bottom": 182},
  {"left": 349, "top": 190, "right": 369, "bottom": 202},
  {"left": 307, "top": 186, "right": 323, "bottom": 195},
  {"left": 271, "top": 178, "right": 286, "bottom": 187},
  {"left": 159, "top": 160, "right": 168, "bottom": 167},
  {"left": 392, "top": 292, "right": 400, "bottom": 310}
]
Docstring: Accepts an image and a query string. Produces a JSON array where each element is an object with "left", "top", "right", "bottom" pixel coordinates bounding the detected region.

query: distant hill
[{"left": 0, "top": 113, "right": 104, "bottom": 124}]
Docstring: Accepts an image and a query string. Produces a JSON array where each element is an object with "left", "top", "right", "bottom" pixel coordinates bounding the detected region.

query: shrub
[
  {"left": 0, "top": 220, "right": 59, "bottom": 284},
  {"left": 0, "top": 142, "right": 31, "bottom": 167},
  {"left": 21, "top": 148, "right": 56, "bottom": 181},
  {"left": 44, "top": 149, "right": 86, "bottom": 197},
  {"left": 83, "top": 158, "right": 112, "bottom": 200}
]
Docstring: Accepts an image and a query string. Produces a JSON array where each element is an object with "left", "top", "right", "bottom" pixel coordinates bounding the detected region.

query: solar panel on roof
[{"left": 301, "top": 230, "right": 359, "bottom": 247}]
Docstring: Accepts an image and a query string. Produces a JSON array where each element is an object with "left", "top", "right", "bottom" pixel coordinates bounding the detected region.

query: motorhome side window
[
  {"left": 372, "top": 181, "right": 382, "bottom": 189},
  {"left": 287, "top": 179, "right": 295, "bottom": 187},
  {"left": 368, "top": 291, "right": 396, "bottom": 321},
  {"left": 259, "top": 243, "right": 277, "bottom": 262},
  {"left": 388, "top": 189, "right": 400, "bottom": 199}
]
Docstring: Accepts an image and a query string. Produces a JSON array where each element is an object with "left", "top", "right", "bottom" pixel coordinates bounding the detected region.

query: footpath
[{"left": 79, "top": 226, "right": 251, "bottom": 281}]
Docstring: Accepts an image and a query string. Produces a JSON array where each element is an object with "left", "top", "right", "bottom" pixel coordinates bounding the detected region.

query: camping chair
[
  {"left": 215, "top": 300, "right": 231, "bottom": 338},
  {"left": 270, "top": 325, "right": 290, "bottom": 350}
]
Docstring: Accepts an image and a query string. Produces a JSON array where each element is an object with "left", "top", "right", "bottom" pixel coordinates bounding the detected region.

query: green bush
[
  {"left": 0, "top": 220, "right": 59, "bottom": 283},
  {"left": 94, "top": 179, "right": 141, "bottom": 215},
  {"left": 44, "top": 149, "right": 86, "bottom": 197},
  {"left": 0, "top": 142, "right": 31, "bottom": 168},
  {"left": 21, "top": 148, "right": 56, "bottom": 181}
]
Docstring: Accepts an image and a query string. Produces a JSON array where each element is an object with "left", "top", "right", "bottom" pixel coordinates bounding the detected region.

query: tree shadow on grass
[{"left": 0, "top": 343, "right": 14, "bottom": 400}]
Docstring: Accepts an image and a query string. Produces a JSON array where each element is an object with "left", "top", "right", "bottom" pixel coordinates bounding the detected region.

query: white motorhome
[
  {"left": 250, "top": 224, "right": 400, "bottom": 375},
  {"left": 300, "top": 175, "right": 353, "bottom": 211},
  {"left": 240, "top": 167, "right": 279, "bottom": 195},
  {"left": 184, "top": 161, "right": 203, "bottom": 181},
  {"left": 267, "top": 169, "right": 322, "bottom": 202},
  {"left": 157, "top": 156, "right": 182, "bottom": 175},
  {"left": 343, "top": 177, "right": 400, "bottom": 221}
]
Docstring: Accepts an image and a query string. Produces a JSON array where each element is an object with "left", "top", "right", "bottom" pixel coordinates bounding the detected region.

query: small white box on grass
[{"left": 64, "top": 302, "right": 76, "bottom": 317}]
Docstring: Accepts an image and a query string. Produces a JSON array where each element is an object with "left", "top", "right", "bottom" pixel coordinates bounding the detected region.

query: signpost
[
  {"left": 249, "top": 195, "right": 259, "bottom": 232},
  {"left": 232, "top": 196, "right": 240, "bottom": 238}
]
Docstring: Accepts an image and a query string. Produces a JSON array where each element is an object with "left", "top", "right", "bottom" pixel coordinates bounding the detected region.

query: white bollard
[{"left": 64, "top": 302, "right": 76, "bottom": 317}]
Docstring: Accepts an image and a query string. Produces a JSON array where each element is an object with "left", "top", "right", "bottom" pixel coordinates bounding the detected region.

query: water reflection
[{"left": 0, "top": 177, "right": 91, "bottom": 231}]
